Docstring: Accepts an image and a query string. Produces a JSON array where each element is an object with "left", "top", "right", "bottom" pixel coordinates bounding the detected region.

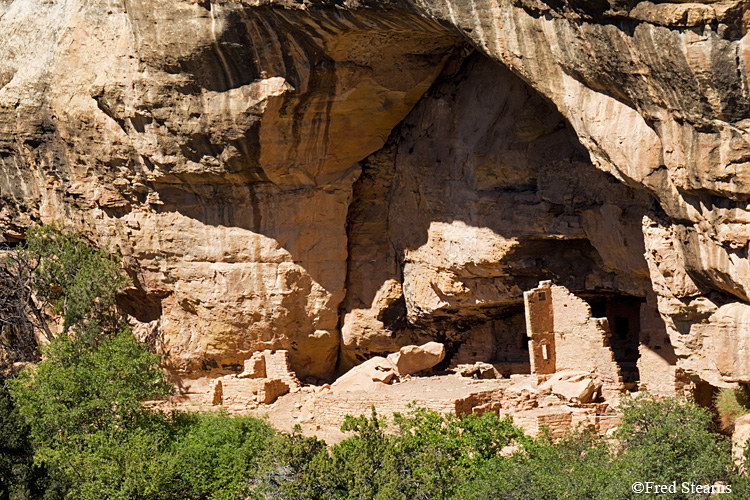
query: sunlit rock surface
[{"left": 2, "top": 0, "right": 750, "bottom": 387}]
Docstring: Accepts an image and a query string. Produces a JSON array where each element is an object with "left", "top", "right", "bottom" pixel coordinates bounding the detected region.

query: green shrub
[
  {"left": 254, "top": 406, "right": 526, "bottom": 500},
  {"left": 0, "top": 384, "right": 63, "bottom": 500},
  {"left": 460, "top": 427, "right": 616, "bottom": 500},
  {"left": 172, "top": 411, "right": 276, "bottom": 500},
  {"left": 615, "top": 392, "right": 733, "bottom": 495},
  {"left": 6, "top": 224, "right": 174, "bottom": 498},
  {"left": 9, "top": 224, "right": 171, "bottom": 441},
  {"left": 9, "top": 326, "right": 173, "bottom": 449},
  {"left": 461, "top": 393, "right": 735, "bottom": 500},
  {"left": 387, "top": 407, "right": 523, "bottom": 500},
  {"left": 252, "top": 426, "right": 332, "bottom": 500},
  {"left": 24, "top": 223, "right": 129, "bottom": 337},
  {"left": 44, "top": 428, "right": 177, "bottom": 500},
  {"left": 329, "top": 408, "right": 396, "bottom": 499}
]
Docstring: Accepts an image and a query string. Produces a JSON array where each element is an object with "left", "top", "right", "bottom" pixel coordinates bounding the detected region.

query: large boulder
[
  {"left": 387, "top": 342, "right": 445, "bottom": 377},
  {"left": 331, "top": 356, "right": 396, "bottom": 393},
  {"left": 539, "top": 372, "right": 602, "bottom": 404}
]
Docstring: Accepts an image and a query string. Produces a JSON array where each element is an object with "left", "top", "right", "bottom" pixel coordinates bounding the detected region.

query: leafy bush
[
  {"left": 5, "top": 224, "right": 172, "bottom": 498},
  {"left": 0, "top": 385, "right": 63, "bottom": 500},
  {"left": 459, "top": 393, "right": 734, "bottom": 500},
  {"left": 9, "top": 326, "right": 173, "bottom": 450},
  {"left": 615, "top": 392, "right": 732, "bottom": 495},
  {"left": 252, "top": 426, "right": 331, "bottom": 500},
  {"left": 172, "top": 411, "right": 276, "bottom": 499},
  {"left": 460, "top": 427, "right": 616, "bottom": 500},
  {"left": 45, "top": 428, "right": 177, "bottom": 500},
  {"left": 48, "top": 411, "right": 276, "bottom": 500},
  {"left": 387, "top": 407, "right": 523, "bottom": 500},
  {"left": 252, "top": 406, "right": 525, "bottom": 500},
  {"left": 24, "top": 223, "right": 129, "bottom": 337}
]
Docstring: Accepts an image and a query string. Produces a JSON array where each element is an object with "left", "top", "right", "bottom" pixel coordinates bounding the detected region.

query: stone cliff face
[
  {"left": 341, "top": 52, "right": 655, "bottom": 372},
  {"left": 2, "top": 0, "right": 750, "bottom": 390},
  {"left": 0, "top": 0, "right": 460, "bottom": 381}
]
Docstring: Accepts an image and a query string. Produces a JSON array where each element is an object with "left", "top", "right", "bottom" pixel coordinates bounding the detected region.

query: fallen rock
[
  {"left": 387, "top": 342, "right": 445, "bottom": 376},
  {"left": 507, "top": 375, "right": 539, "bottom": 395},
  {"left": 538, "top": 394, "right": 565, "bottom": 408},
  {"left": 331, "top": 356, "right": 395, "bottom": 393},
  {"left": 453, "top": 362, "right": 496, "bottom": 379},
  {"left": 539, "top": 372, "right": 602, "bottom": 403}
]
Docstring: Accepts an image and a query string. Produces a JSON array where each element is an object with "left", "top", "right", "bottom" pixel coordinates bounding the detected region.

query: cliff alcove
[
  {"left": 340, "top": 50, "right": 660, "bottom": 384},
  {"left": 2, "top": 0, "right": 750, "bottom": 394}
]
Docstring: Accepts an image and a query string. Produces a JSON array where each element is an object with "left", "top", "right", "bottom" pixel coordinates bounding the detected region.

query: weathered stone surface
[
  {"left": 453, "top": 362, "right": 497, "bottom": 379},
  {"left": 208, "top": 378, "right": 223, "bottom": 406},
  {"left": 237, "top": 349, "right": 300, "bottom": 389},
  {"left": 386, "top": 342, "right": 445, "bottom": 376},
  {"left": 3, "top": 0, "right": 750, "bottom": 389},
  {"left": 404, "top": 0, "right": 750, "bottom": 386},
  {"left": 733, "top": 414, "right": 750, "bottom": 470},
  {"left": 0, "top": 0, "right": 460, "bottom": 382},
  {"left": 539, "top": 372, "right": 602, "bottom": 404},
  {"left": 256, "top": 379, "right": 291, "bottom": 405},
  {"left": 637, "top": 292, "right": 690, "bottom": 396},
  {"left": 330, "top": 356, "right": 395, "bottom": 393},
  {"left": 341, "top": 52, "right": 655, "bottom": 372}
]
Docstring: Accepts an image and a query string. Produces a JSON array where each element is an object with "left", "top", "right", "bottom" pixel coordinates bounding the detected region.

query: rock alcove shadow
[{"left": 339, "top": 51, "right": 677, "bottom": 383}]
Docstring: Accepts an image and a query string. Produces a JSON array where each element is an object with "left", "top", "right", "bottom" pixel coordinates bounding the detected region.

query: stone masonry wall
[{"left": 524, "top": 281, "right": 622, "bottom": 388}]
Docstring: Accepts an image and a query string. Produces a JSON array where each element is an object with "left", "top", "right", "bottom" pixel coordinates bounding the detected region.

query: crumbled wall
[
  {"left": 206, "top": 349, "right": 299, "bottom": 406},
  {"left": 524, "top": 281, "right": 622, "bottom": 387}
]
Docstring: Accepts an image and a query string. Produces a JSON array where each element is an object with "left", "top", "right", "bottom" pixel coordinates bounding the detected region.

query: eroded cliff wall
[
  {"left": 0, "top": 0, "right": 461, "bottom": 382},
  {"left": 406, "top": 0, "right": 750, "bottom": 387},
  {"left": 1, "top": 0, "right": 750, "bottom": 389}
]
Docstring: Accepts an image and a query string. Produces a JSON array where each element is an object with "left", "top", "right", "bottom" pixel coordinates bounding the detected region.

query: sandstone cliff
[{"left": 1, "top": 0, "right": 750, "bottom": 391}]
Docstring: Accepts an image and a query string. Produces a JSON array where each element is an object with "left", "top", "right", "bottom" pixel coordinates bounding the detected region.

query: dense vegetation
[{"left": 1, "top": 225, "right": 749, "bottom": 499}]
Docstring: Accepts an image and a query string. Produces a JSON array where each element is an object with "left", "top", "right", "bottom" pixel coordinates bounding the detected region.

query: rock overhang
[{"left": 1, "top": 0, "right": 750, "bottom": 389}]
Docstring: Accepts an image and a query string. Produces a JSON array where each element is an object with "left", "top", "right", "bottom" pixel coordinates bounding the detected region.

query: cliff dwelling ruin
[
  {"left": 523, "top": 281, "right": 685, "bottom": 397},
  {"left": 202, "top": 279, "right": 685, "bottom": 442},
  {"left": 3, "top": 0, "right": 750, "bottom": 444}
]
